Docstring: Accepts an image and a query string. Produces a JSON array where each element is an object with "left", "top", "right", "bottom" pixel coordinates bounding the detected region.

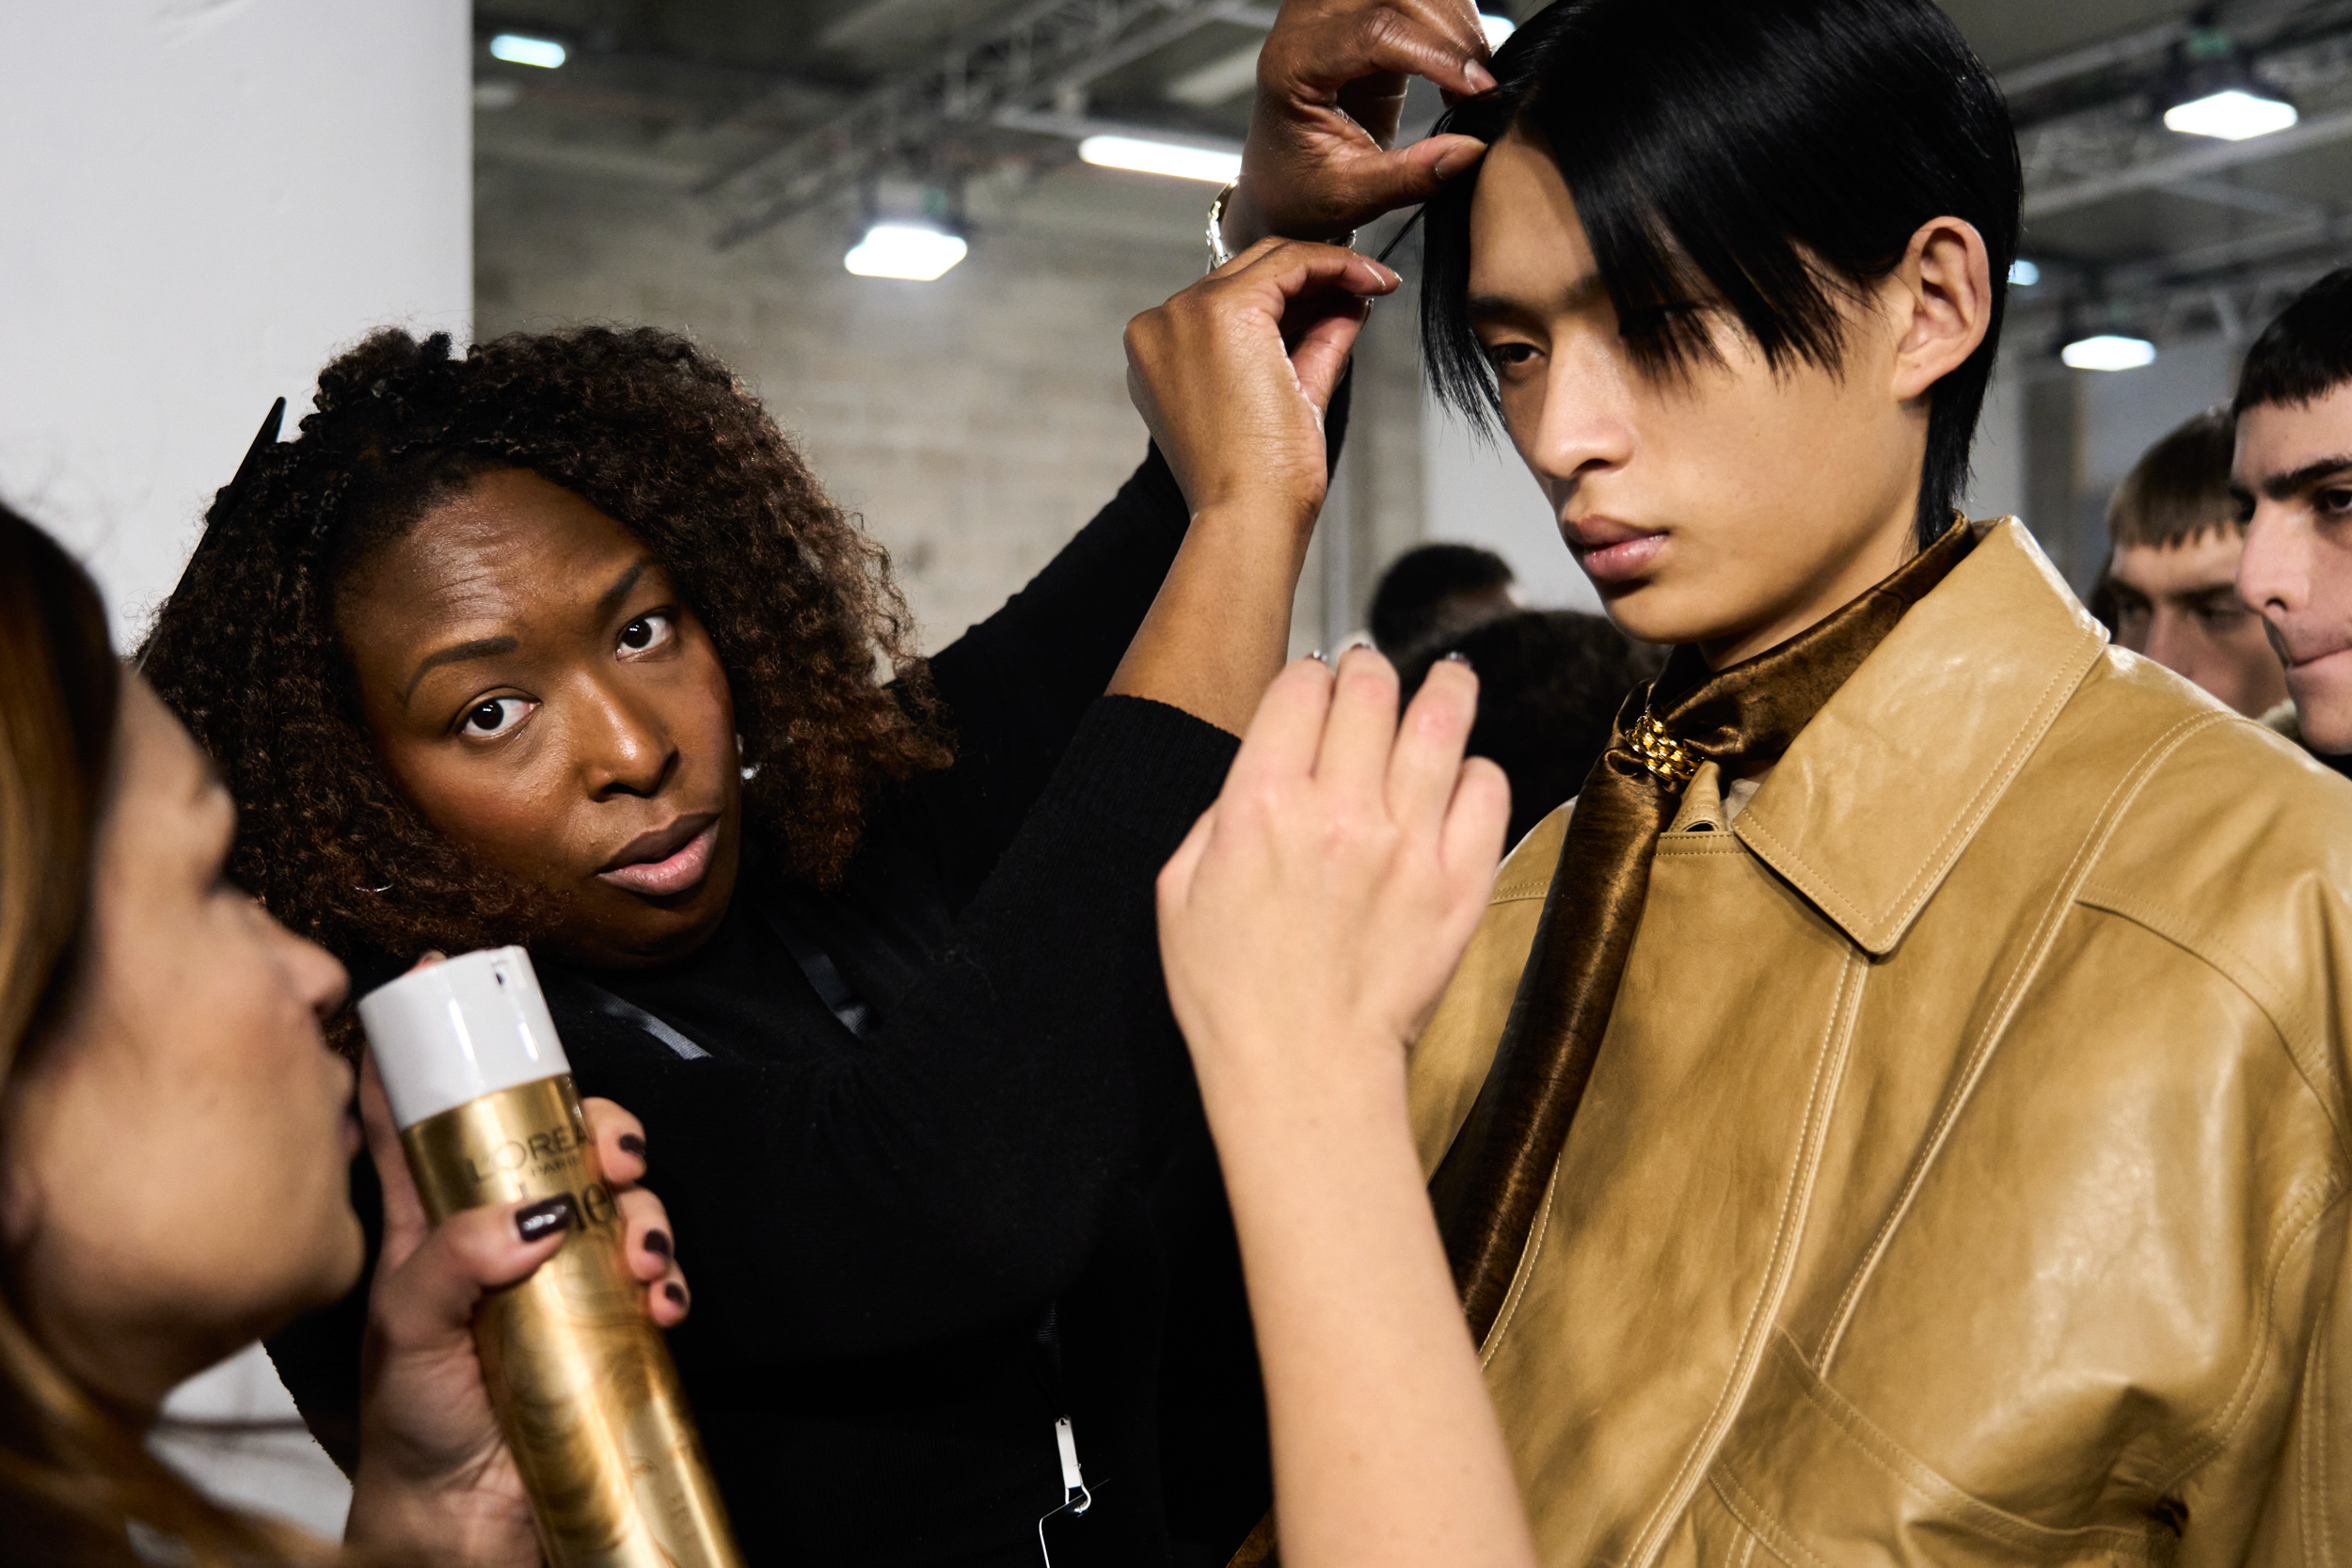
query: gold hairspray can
[{"left": 358, "top": 947, "right": 743, "bottom": 1568}]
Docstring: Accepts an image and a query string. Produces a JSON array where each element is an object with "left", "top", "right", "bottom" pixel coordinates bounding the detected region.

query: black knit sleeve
[{"left": 594, "top": 695, "right": 1235, "bottom": 1363}]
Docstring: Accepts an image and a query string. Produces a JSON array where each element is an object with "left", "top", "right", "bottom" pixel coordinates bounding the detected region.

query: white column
[{"left": 0, "top": 0, "right": 472, "bottom": 642}]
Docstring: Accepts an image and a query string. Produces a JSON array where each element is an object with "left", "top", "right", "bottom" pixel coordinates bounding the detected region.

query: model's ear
[{"left": 1883, "top": 216, "right": 1992, "bottom": 405}]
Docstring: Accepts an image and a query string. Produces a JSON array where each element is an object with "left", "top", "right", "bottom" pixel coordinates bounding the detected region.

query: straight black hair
[
  {"left": 2235, "top": 266, "right": 2352, "bottom": 416},
  {"left": 1420, "top": 0, "right": 2023, "bottom": 549}
]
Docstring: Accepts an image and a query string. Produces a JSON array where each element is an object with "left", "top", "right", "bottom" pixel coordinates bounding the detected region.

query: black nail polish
[
  {"left": 643, "top": 1228, "right": 673, "bottom": 1260},
  {"left": 516, "top": 1196, "right": 577, "bottom": 1244},
  {"left": 617, "top": 1132, "right": 646, "bottom": 1159},
  {"left": 663, "top": 1282, "right": 687, "bottom": 1307}
]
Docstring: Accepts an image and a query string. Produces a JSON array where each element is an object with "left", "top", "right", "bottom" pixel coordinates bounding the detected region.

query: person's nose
[
  {"left": 2238, "top": 501, "right": 2310, "bottom": 622},
  {"left": 273, "top": 918, "right": 349, "bottom": 1023},
  {"left": 580, "top": 679, "right": 679, "bottom": 800},
  {"left": 1518, "top": 346, "right": 1635, "bottom": 503}
]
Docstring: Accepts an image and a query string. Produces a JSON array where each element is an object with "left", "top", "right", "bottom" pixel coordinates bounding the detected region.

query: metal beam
[
  {"left": 705, "top": 0, "right": 1261, "bottom": 246},
  {"left": 2026, "top": 104, "right": 2352, "bottom": 218}
]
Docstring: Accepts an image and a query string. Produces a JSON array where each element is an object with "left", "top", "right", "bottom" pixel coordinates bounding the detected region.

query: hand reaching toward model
[
  {"left": 1223, "top": 0, "right": 1496, "bottom": 250},
  {"left": 1156, "top": 650, "right": 1536, "bottom": 1568}
]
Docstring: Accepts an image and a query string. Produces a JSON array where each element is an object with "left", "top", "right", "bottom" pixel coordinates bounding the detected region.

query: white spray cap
[{"left": 358, "top": 946, "right": 572, "bottom": 1130}]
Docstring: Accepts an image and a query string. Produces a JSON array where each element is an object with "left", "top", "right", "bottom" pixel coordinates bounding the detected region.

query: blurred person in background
[
  {"left": 0, "top": 504, "right": 686, "bottom": 1568},
  {"left": 1398, "top": 610, "right": 1662, "bottom": 847},
  {"left": 2234, "top": 267, "right": 2352, "bottom": 766},
  {"left": 2100, "top": 407, "right": 2288, "bottom": 718},
  {"left": 1368, "top": 542, "right": 1519, "bottom": 662}
]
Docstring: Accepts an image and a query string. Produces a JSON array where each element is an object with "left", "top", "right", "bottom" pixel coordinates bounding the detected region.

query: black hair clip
[{"left": 219, "top": 396, "right": 287, "bottom": 521}]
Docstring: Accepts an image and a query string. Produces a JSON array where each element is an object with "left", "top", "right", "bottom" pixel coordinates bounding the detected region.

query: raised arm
[
  {"left": 1111, "top": 239, "right": 1401, "bottom": 733},
  {"left": 1155, "top": 650, "right": 1533, "bottom": 1568}
]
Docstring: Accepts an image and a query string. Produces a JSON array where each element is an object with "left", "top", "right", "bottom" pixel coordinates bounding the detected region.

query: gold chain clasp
[{"left": 1628, "top": 713, "right": 1697, "bottom": 786}]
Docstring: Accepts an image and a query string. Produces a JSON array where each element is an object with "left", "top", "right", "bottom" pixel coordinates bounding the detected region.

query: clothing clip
[{"left": 1034, "top": 1414, "right": 1092, "bottom": 1566}]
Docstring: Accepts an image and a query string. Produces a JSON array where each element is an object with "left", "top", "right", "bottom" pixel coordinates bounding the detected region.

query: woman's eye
[
  {"left": 618, "top": 612, "right": 675, "bottom": 657},
  {"left": 1481, "top": 341, "right": 1538, "bottom": 372},
  {"left": 458, "top": 697, "right": 535, "bottom": 738}
]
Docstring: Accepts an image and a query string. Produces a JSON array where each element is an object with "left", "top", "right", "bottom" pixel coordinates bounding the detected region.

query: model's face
[
  {"left": 2234, "top": 385, "right": 2352, "bottom": 753},
  {"left": 1464, "top": 131, "right": 1991, "bottom": 666},
  {"left": 2106, "top": 531, "right": 2285, "bottom": 718},
  {"left": 340, "top": 469, "right": 743, "bottom": 969},
  {"left": 1, "top": 679, "right": 358, "bottom": 1412}
]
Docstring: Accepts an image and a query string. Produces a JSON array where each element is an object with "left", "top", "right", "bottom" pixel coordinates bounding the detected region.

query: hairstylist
[
  {"left": 137, "top": 238, "right": 1438, "bottom": 1568},
  {"left": 0, "top": 506, "right": 687, "bottom": 1568}
]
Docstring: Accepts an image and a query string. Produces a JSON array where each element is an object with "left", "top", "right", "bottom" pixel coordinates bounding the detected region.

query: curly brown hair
[{"left": 139, "top": 325, "right": 948, "bottom": 972}]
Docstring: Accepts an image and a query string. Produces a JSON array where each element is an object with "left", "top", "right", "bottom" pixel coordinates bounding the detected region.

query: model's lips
[
  {"left": 339, "top": 1109, "right": 362, "bottom": 1157},
  {"left": 596, "top": 814, "right": 721, "bottom": 898},
  {"left": 1563, "top": 516, "right": 1668, "bottom": 585}
]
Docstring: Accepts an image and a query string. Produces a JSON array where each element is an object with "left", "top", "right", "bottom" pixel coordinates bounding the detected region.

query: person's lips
[
  {"left": 339, "top": 1109, "right": 361, "bottom": 1157},
  {"left": 596, "top": 815, "right": 721, "bottom": 898},
  {"left": 1563, "top": 515, "right": 1667, "bottom": 585}
]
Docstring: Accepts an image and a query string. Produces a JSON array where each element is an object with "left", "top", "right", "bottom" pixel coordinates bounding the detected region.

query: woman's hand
[
  {"left": 1124, "top": 238, "right": 1398, "bottom": 526},
  {"left": 1156, "top": 649, "right": 1508, "bottom": 1118},
  {"left": 1222, "top": 0, "right": 1494, "bottom": 251},
  {"left": 342, "top": 1051, "right": 688, "bottom": 1566},
  {"left": 1154, "top": 654, "right": 1533, "bottom": 1568}
]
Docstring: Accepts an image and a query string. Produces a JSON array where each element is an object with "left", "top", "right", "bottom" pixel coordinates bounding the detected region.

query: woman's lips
[
  {"left": 597, "top": 818, "right": 720, "bottom": 897},
  {"left": 1569, "top": 528, "right": 1667, "bottom": 584}
]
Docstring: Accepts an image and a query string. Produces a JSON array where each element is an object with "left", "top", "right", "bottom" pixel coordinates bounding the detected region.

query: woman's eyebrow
[
  {"left": 597, "top": 558, "right": 654, "bottom": 620},
  {"left": 405, "top": 636, "right": 520, "bottom": 705}
]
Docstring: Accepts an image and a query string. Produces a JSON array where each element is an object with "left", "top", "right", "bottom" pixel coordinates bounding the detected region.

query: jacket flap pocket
[{"left": 1708, "top": 1332, "right": 2172, "bottom": 1568}]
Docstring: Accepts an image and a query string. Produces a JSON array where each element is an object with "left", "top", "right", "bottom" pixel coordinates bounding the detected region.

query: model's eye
[
  {"left": 618, "top": 612, "right": 675, "bottom": 657},
  {"left": 459, "top": 696, "right": 535, "bottom": 738},
  {"left": 2319, "top": 485, "right": 2352, "bottom": 518},
  {"left": 1480, "top": 341, "right": 1538, "bottom": 372}
]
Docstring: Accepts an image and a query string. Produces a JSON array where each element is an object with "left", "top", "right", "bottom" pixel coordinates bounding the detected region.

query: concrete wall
[{"left": 0, "top": 0, "right": 472, "bottom": 1537}]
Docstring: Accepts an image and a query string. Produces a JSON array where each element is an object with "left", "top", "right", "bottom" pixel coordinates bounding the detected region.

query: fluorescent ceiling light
[
  {"left": 1168, "top": 45, "right": 1261, "bottom": 106},
  {"left": 2061, "top": 334, "right": 2156, "bottom": 372},
  {"left": 1078, "top": 135, "right": 1243, "bottom": 184},
  {"left": 2009, "top": 259, "right": 2041, "bottom": 287},
  {"left": 844, "top": 224, "right": 968, "bottom": 281},
  {"left": 2163, "top": 87, "right": 2296, "bottom": 141},
  {"left": 489, "top": 34, "right": 566, "bottom": 69},
  {"left": 1480, "top": 13, "right": 1516, "bottom": 49}
]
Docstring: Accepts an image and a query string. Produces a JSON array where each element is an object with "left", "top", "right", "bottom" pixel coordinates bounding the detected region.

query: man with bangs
[{"left": 1167, "top": 0, "right": 2352, "bottom": 1562}]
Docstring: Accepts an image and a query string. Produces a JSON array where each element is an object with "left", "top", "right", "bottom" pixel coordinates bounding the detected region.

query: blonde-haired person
[{"left": 0, "top": 503, "right": 687, "bottom": 1566}]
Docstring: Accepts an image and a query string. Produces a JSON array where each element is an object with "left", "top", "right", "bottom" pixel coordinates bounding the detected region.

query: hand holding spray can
[{"left": 358, "top": 947, "right": 743, "bottom": 1568}]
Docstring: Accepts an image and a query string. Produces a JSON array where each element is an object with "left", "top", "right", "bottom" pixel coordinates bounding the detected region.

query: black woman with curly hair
[{"left": 135, "top": 208, "right": 1418, "bottom": 1561}]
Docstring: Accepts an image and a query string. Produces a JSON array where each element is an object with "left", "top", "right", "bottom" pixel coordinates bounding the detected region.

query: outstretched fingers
[{"left": 1388, "top": 656, "right": 1480, "bottom": 832}]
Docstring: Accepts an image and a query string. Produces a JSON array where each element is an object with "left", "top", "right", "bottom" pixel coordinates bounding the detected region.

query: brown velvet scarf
[{"left": 1224, "top": 518, "right": 1977, "bottom": 1568}]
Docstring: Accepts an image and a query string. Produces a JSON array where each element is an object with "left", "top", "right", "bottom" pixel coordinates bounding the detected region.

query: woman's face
[
  {"left": 1465, "top": 130, "right": 1988, "bottom": 665},
  {"left": 1, "top": 679, "right": 358, "bottom": 1411},
  {"left": 339, "top": 469, "right": 743, "bottom": 969}
]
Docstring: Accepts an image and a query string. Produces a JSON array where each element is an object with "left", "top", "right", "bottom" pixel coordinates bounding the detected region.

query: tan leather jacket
[{"left": 1408, "top": 519, "right": 2352, "bottom": 1568}]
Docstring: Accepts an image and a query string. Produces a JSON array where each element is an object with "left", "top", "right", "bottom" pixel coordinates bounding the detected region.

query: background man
[
  {"left": 2101, "top": 407, "right": 2286, "bottom": 717},
  {"left": 2233, "top": 266, "right": 2352, "bottom": 757}
]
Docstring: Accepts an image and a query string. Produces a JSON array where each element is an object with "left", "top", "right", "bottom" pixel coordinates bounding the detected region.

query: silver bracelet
[
  {"left": 1206, "top": 182, "right": 1239, "bottom": 271},
  {"left": 1206, "top": 181, "right": 1359, "bottom": 272}
]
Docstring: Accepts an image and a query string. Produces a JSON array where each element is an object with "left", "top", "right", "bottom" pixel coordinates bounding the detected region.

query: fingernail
[
  {"left": 643, "top": 1228, "right": 673, "bottom": 1260},
  {"left": 516, "top": 1196, "right": 577, "bottom": 1244},
  {"left": 1445, "top": 650, "right": 1474, "bottom": 669},
  {"left": 1435, "top": 143, "right": 1483, "bottom": 178},
  {"left": 1310, "top": 649, "right": 1328, "bottom": 664},
  {"left": 1467, "top": 59, "right": 1497, "bottom": 91},
  {"left": 663, "top": 1282, "right": 687, "bottom": 1307},
  {"left": 617, "top": 1132, "right": 646, "bottom": 1159}
]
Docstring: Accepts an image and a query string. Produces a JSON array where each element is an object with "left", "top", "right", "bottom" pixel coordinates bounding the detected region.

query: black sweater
[{"left": 270, "top": 449, "right": 1273, "bottom": 1567}]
